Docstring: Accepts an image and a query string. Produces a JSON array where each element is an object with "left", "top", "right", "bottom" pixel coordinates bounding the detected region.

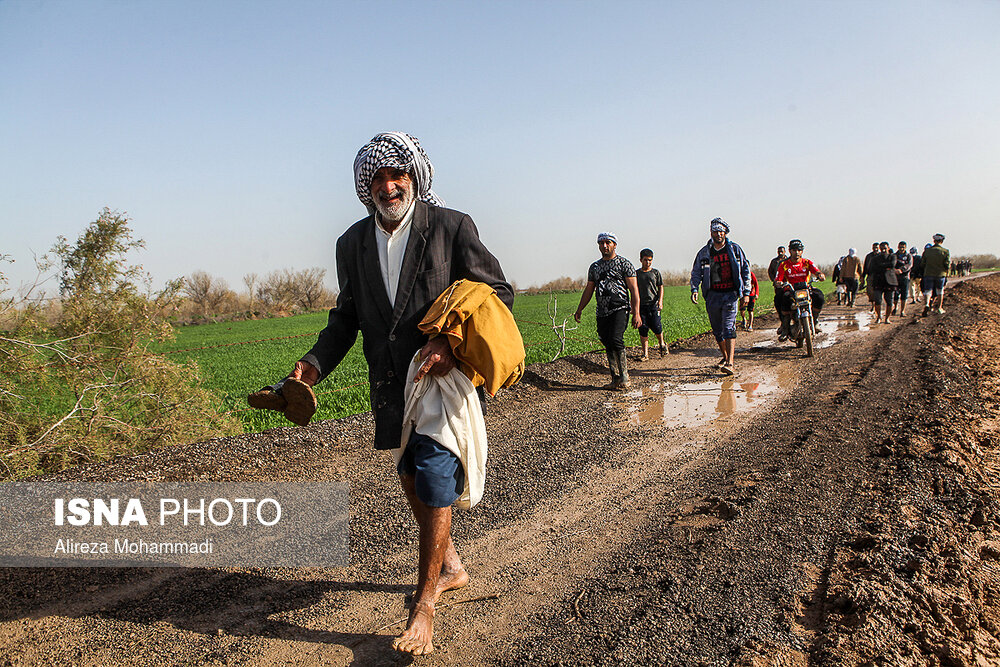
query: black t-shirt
[
  {"left": 588, "top": 256, "right": 636, "bottom": 317},
  {"left": 636, "top": 268, "right": 662, "bottom": 306},
  {"left": 768, "top": 255, "right": 785, "bottom": 282},
  {"left": 872, "top": 252, "right": 897, "bottom": 288}
]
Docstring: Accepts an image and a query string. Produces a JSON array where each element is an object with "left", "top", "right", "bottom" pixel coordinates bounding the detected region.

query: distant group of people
[
  {"left": 574, "top": 221, "right": 957, "bottom": 387},
  {"left": 951, "top": 259, "right": 973, "bottom": 276},
  {"left": 836, "top": 234, "right": 952, "bottom": 323}
]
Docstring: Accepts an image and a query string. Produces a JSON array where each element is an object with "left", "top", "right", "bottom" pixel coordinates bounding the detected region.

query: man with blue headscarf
[{"left": 690, "top": 218, "right": 752, "bottom": 375}]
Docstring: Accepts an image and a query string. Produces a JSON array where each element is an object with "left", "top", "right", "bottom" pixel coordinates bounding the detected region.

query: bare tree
[
  {"left": 546, "top": 292, "right": 578, "bottom": 362},
  {"left": 256, "top": 269, "right": 297, "bottom": 312},
  {"left": 256, "top": 268, "right": 334, "bottom": 313},
  {"left": 243, "top": 272, "right": 259, "bottom": 314},
  {"left": 295, "top": 267, "right": 328, "bottom": 311},
  {"left": 184, "top": 271, "right": 233, "bottom": 317}
]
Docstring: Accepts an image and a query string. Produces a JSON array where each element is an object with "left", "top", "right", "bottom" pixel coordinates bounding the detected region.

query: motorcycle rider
[{"left": 774, "top": 239, "right": 826, "bottom": 340}]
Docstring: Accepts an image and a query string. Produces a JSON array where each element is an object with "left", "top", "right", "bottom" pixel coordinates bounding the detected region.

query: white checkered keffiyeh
[{"left": 353, "top": 132, "right": 444, "bottom": 210}]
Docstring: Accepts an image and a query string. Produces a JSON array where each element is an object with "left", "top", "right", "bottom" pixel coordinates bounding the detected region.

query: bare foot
[
  {"left": 393, "top": 601, "right": 435, "bottom": 655},
  {"left": 434, "top": 565, "right": 470, "bottom": 602}
]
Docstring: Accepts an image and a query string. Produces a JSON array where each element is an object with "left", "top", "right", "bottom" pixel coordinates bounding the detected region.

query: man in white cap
[
  {"left": 922, "top": 234, "right": 950, "bottom": 315},
  {"left": 248, "top": 132, "right": 512, "bottom": 656},
  {"left": 574, "top": 232, "right": 642, "bottom": 389},
  {"left": 690, "top": 218, "right": 751, "bottom": 375}
]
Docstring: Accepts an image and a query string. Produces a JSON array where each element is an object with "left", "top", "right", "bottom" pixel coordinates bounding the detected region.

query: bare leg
[
  {"left": 399, "top": 475, "right": 468, "bottom": 601},
  {"left": 724, "top": 338, "right": 736, "bottom": 365},
  {"left": 393, "top": 474, "right": 468, "bottom": 656},
  {"left": 640, "top": 335, "right": 649, "bottom": 359},
  {"left": 655, "top": 332, "right": 668, "bottom": 354},
  {"left": 874, "top": 303, "right": 882, "bottom": 323},
  {"left": 716, "top": 339, "right": 727, "bottom": 362}
]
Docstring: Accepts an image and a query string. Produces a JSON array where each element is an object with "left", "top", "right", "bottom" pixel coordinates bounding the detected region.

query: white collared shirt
[{"left": 374, "top": 200, "right": 416, "bottom": 306}]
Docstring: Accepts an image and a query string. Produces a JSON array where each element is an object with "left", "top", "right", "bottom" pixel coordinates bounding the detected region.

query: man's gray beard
[{"left": 374, "top": 190, "right": 414, "bottom": 223}]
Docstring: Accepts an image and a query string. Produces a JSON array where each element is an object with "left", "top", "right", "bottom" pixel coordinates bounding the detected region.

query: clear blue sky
[{"left": 2, "top": 0, "right": 998, "bottom": 295}]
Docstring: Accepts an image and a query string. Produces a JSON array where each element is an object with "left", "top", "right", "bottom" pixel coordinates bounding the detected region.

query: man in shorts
[
  {"left": 922, "top": 234, "right": 951, "bottom": 315},
  {"left": 247, "top": 132, "right": 511, "bottom": 656},
  {"left": 574, "top": 233, "right": 642, "bottom": 389},
  {"left": 739, "top": 269, "right": 759, "bottom": 331},
  {"left": 636, "top": 248, "right": 667, "bottom": 359},
  {"left": 690, "top": 218, "right": 752, "bottom": 376}
]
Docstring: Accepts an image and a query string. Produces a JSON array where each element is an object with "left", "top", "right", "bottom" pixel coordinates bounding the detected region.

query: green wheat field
[{"left": 157, "top": 284, "right": 775, "bottom": 433}]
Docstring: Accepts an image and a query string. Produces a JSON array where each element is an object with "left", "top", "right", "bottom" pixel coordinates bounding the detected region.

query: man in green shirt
[{"left": 921, "top": 233, "right": 950, "bottom": 316}]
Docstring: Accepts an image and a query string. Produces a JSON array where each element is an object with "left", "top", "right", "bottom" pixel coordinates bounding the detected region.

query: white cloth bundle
[{"left": 396, "top": 357, "right": 487, "bottom": 509}]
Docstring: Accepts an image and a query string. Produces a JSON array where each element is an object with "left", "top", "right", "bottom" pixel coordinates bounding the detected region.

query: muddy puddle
[
  {"left": 748, "top": 311, "right": 872, "bottom": 351},
  {"left": 814, "top": 310, "right": 872, "bottom": 348},
  {"left": 622, "top": 368, "right": 798, "bottom": 427}
]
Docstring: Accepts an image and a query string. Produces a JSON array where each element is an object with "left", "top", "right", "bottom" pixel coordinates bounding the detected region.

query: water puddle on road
[
  {"left": 815, "top": 310, "right": 872, "bottom": 348},
  {"left": 623, "top": 368, "right": 797, "bottom": 427}
]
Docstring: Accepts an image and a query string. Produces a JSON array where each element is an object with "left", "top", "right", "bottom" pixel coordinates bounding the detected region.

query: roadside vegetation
[{"left": 0, "top": 209, "right": 239, "bottom": 480}]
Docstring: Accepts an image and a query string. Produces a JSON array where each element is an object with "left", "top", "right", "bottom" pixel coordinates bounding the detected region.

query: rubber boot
[
  {"left": 615, "top": 350, "right": 630, "bottom": 389},
  {"left": 604, "top": 352, "right": 618, "bottom": 389}
]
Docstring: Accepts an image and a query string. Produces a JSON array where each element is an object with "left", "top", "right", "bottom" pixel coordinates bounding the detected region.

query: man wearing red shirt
[
  {"left": 775, "top": 239, "right": 826, "bottom": 339},
  {"left": 739, "top": 271, "right": 759, "bottom": 331}
]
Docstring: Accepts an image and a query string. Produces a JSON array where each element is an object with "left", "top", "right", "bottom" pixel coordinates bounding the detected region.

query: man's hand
[
  {"left": 289, "top": 360, "right": 320, "bottom": 387},
  {"left": 573, "top": 309, "right": 583, "bottom": 323},
  {"left": 414, "top": 336, "right": 457, "bottom": 382},
  {"left": 690, "top": 291, "right": 699, "bottom": 304},
  {"left": 741, "top": 295, "right": 750, "bottom": 308},
  {"left": 817, "top": 272, "right": 826, "bottom": 282},
  {"left": 632, "top": 310, "right": 642, "bottom": 329}
]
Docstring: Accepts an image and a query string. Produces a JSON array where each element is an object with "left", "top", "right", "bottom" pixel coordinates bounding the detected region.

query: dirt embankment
[{"left": 1, "top": 274, "right": 1000, "bottom": 666}]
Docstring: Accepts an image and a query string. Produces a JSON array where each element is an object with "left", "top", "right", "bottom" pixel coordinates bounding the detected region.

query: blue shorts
[
  {"left": 638, "top": 303, "right": 662, "bottom": 336},
  {"left": 397, "top": 432, "right": 464, "bottom": 508},
  {"left": 705, "top": 290, "right": 739, "bottom": 342},
  {"left": 922, "top": 276, "right": 946, "bottom": 297}
]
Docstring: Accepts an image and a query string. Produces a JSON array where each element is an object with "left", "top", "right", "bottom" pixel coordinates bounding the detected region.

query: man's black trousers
[{"left": 596, "top": 309, "right": 628, "bottom": 353}]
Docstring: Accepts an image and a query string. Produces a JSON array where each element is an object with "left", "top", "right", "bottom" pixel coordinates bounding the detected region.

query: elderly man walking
[
  {"left": 574, "top": 233, "right": 642, "bottom": 389},
  {"left": 248, "top": 132, "right": 512, "bottom": 656},
  {"left": 840, "top": 248, "right": 863, "bottom": 307},
  {"left": 690, "top": 218, "right": 751, "bottom": 376}
]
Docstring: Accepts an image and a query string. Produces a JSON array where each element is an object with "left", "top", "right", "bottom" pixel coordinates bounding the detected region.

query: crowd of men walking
[
  {"left": 247, "top": 132, "right": 965, "bottom": 657},
  {"left": 833, "top": 234, "right": 953, "bottom": 323},
  {"left": 574, "top": 221, "right": 955, "bottom": 387}
]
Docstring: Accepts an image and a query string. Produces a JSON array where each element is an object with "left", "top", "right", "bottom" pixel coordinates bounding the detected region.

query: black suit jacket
[{"left": 301, "top": 201, "right": 513, "bottom": 450}]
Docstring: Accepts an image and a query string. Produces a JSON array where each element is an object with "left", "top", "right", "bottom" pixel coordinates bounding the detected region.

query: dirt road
[{"left": 3, "top": 274, "right": 1000, "bottom": 666}]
